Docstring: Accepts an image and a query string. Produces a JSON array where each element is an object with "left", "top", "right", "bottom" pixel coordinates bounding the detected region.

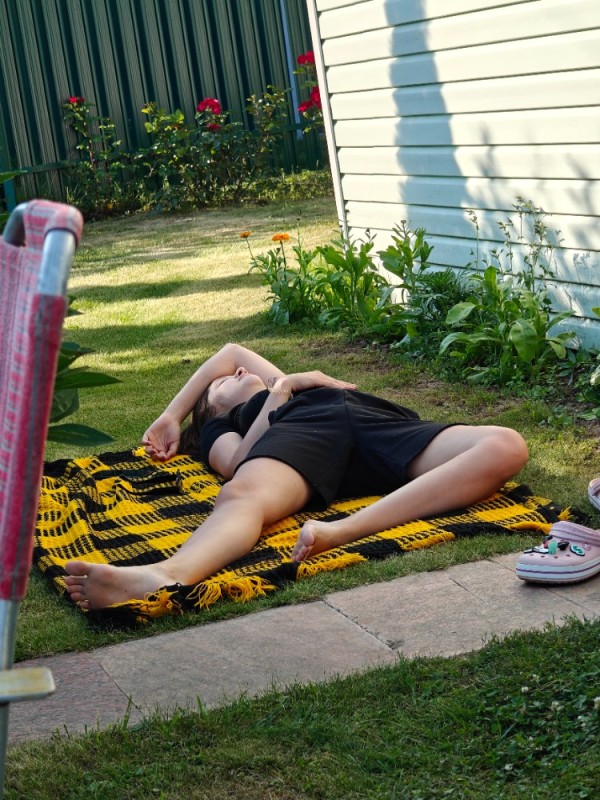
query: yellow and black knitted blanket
[{"left": 35, "top": 448, "right": 575, "bottom": 628}]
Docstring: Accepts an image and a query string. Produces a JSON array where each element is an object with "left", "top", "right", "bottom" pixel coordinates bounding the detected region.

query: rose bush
[
  {"left": 295, "top": 51, "right": 323, "bottom": 132},
  {"left": 61, "top": 96, "right": 137, "bottom": 218}
]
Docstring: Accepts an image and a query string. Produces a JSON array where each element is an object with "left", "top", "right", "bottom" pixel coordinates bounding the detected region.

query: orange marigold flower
[
  {"left": 272, "top": 233, "right": 290, "bottom": 242},
  {"left": 239, "top": 231, "right": 252, "bottom": 239}
]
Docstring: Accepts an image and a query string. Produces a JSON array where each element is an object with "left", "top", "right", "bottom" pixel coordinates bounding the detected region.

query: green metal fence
[{"left": 0, "top": 0, "right": 320, "bottom": 207}]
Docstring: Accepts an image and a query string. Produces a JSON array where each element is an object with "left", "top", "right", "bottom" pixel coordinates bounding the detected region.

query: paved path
[{"left": 8, "top": 554, "right": 600, "bottom": 746}]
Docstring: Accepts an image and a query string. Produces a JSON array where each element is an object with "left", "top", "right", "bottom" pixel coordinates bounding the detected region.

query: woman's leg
[
  {"left": 292, "top": 425, "right": 528, "bottom": 561},
  {"left": 65, "top": 458, "right": 313, "bottom": 609}
]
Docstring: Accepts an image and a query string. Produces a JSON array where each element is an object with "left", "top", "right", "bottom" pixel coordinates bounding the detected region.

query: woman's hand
[
  {"left": 142, "top": 412, "right": 181, "bottom": 461},
  {"left": 271, "top": 371, "right": 357, "bottom": 397}
]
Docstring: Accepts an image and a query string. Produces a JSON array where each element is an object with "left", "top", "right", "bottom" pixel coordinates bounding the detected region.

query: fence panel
[{"left": 0, "top": 0, "right": 320, "bottom": 206}]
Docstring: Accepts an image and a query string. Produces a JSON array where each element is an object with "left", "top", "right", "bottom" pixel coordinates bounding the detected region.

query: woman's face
[{"left": 207, "top": 367, "right": 265, "bottom": 413}]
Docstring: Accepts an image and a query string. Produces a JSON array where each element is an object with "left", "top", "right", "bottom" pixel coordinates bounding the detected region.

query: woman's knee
[
  {"left": 214, "top": 477, "right": 250, "bottom": 509},
  {"left": 214, "top": 459, "right": 312, "bottom": 518},
  {"left": 489, "top": 427, "right": 528, "bottom": 478}
]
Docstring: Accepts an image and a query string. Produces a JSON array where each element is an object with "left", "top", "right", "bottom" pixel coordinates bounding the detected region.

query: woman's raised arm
[{"left": 142, "top": 343, "right": 284, "bottom": 460}]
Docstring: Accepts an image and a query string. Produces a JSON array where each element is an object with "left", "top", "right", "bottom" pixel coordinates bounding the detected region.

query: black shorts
[{"left": 238, "top": 388, "right": 454, "bottom": 506}]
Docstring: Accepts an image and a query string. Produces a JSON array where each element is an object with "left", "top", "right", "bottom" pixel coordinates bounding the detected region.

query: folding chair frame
[{"left": 0, "top": 202, "right": 81, "bottom": 795}]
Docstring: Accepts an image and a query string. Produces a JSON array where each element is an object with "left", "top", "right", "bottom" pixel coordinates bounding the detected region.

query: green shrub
[
  {"left": 248, "top": 168, "right": 333, "bottom": 204},
  {"left": 373, "top": 223, "right": 468, "bottom": 351},
  {"left": 62, "top": 97, "right": 139, "bottom": 219},
  {"left": 137, "top": 89, "right": 290, "bottom": 212},
  {"left": 247, "top": 222, "right": 463, "bottom": 347},
  {"left": 311, "top": 235, "right": 393, "bottom": 332},
  {"left": 439, "top": 200, "right": 576, "bottom": 386},
  {"left": 61, "top": 89, "right": 293, "bottom": 216},
  {"left": 247, "top": 230, "right": 396, "bottom": 333}
]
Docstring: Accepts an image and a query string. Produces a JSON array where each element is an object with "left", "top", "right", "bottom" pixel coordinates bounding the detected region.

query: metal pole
[
  {"left": 0, "top": 600, "right": 19, "bottom": 798},
  {"left": 279, "top": 0, "right": 303, "bottom": 139}
]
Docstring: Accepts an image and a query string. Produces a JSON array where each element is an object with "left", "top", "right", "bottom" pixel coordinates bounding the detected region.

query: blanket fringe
[
  {"left": 187, "top": 575, "right": 278, "bottom": 608},
  {"left": 120, "top": 587, "right": 184, "bottom": 621},
  {"left": 296, "top": 551, "right": 366, "bottom": 578}
]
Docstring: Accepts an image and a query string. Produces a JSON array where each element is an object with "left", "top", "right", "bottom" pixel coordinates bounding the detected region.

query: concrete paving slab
[
  {"left": 326, "top": 559, "right": 600, "bottom": 658},
  {"left": 97, "top": 600, "right": 396, "bottom": 714},
  {"left": 8, "top": 651, "right": 144, "bottom": 745},
  {"left": 549, "top": 580, "right": 600, "bottom": 614},
  {"left": 491, "top": 552, "right": 600, "bottom": 615}
]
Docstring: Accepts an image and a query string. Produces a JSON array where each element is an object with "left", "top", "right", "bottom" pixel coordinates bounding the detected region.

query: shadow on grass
[
  {"left": 65, "top": 315, "right": 273, "bottom": 354},
  {"left": 75, "top": 245, "right": 225, "bottom": 272},
  {"left": 70, "top": 273, "right": 260, "bottom": 304}
]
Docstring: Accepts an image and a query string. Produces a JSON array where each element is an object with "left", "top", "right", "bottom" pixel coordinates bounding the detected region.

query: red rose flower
[
  {"left": 68, "top": 96, "right": 85, "bottom": 105},
  {"left": 196, "top": 97, "right": 222, "bottom": 115},
  {"left": 296, "top": 51, "right": 315, "bottom": 66},
  {"left": 206, "top": 122, "right": 221, "bottom": 131},
  {"left": 298, "top": 85, "right": 322, "bottom": 114}
]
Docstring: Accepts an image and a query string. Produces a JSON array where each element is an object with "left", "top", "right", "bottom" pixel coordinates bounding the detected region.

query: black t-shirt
[
  {"left": 198, "top": 387, "right": 421, "bottom": 467},
  {"left": 199, "top": 389, "right": 271, "bottom": 465}
]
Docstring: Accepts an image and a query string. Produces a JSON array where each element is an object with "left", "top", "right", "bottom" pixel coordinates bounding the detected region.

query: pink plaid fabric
[{"left": 0, "top": 200, "right": 83, "bottom": 600}]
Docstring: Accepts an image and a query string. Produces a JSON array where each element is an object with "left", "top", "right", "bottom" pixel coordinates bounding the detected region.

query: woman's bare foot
[
  {"left": 291, "top": 520, "right": 343, "bottom": 562},
  {"left": 64, "top": 561, "right": 175, "bottom": 610}
]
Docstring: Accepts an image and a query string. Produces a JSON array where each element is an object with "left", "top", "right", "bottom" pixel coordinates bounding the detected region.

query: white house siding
[{"left": 306, "top": 0, "right": 600, "bottom": 349}]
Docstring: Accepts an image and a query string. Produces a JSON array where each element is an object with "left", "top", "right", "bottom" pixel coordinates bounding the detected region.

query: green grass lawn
[
  {"left": 7, "top": 618, "right": 600, "bottom": 799},
  {"left": 7, "top": 198, "right": 600, "bottom": 798}
]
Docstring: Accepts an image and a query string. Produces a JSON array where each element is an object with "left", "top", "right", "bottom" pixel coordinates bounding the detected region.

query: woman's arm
[
  {"left": 208, "top": 387, "right": 291, "bottom": 478},
  {"left": 209, "top": 370, "right": 357, "bottom": 479},
  {"left": 143, "top": 343, "right": 285, "bottom": 460}
]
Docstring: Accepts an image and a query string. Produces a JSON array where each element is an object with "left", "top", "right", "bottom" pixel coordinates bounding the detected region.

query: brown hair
[{"left": 177, "top": 390, "right": 218, "bottom": 456}]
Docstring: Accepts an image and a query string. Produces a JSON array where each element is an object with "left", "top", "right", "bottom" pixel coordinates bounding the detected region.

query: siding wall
[{"left": 307, "top": 0, "right": 600, "bottom": 348}]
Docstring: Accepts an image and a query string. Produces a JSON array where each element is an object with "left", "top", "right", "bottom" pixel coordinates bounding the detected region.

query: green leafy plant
[
  {"left": 439, "top": 200, "right": 576, "bottom": 386},
  {"left": 311, "top": 234, "right": 393, "bottom": 332},
  {"left": 138, "top": 89, "right": 290, "bottom": 212},
  {"left": 59, "top": 84, "right": 324, "bottom": 214},
  {"left": 62, "top": 96, "right": 137, "bottom": 219},
  {"left": 246, "top": 223, "right": 444, "bottom": 339},
  {"left": 138, "top": 102, "right": 195, "bottom": 212},
  {"left": 247, "top": 228, "right": 395, "bottom": 332},
  {"left": 374, "top": 222, "right": 466, "bottom": 350},
  {"left": 48, "top": 300, "right": 119, "bottom": 446},
  {"left": 245, "top": 85, "right": 290, "bottom": 170},
  {"left": 246, "top": 231, "right": 319, "bottom": 325}
]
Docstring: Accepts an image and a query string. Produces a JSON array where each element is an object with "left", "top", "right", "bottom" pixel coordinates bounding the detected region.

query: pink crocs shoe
[
  {"left": 588, "top": 478, "right": 600, "bottom": 512},
  {"left": 516, "top": 521, "right": 600, "bottom": 584}
]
